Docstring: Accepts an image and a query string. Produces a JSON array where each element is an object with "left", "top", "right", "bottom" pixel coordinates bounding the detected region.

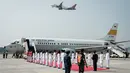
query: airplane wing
[
  {"left": 115, "top": 40, "right": 130, "bottom": 44},
  {"left": 75, "top": 46, "right": 106, "bottom": 52}
]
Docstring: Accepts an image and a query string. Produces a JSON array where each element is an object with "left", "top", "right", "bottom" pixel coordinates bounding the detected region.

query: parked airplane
[
  {"left": 51, "top": 2, "right": 77, "bottom": 10},
  {"left": 6, "top": 23, "right": 130, "bottom": 56}
]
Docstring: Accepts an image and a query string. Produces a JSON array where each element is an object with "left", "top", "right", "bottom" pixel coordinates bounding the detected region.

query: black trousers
[
  {"left": 65, "top": 67, "right": 71, "bottom": 73},
  {"left": 3, "top": 54, "right": 5, "bottom": 58},
  {"left": 6, "top": 54, "right": 8, "bottom": 58},
  {"left": 79, "top": 65, "right": 84, "bottom": 73},
  {"left": 93, "top": 61, "right": 97, "bottom": 71}
]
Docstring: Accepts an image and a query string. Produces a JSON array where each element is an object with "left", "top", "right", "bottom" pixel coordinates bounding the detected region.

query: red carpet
[
  {"left": 54, "top": 62, "right": 107, "bottom": 71},
  {"left": 71, "top": 64, "right": 107, "bottom": 71},
  {"left": 30, "top": 60, "right": 107, "bottom": 71}
]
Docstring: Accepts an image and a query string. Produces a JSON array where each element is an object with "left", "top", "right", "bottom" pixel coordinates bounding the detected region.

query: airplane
[
  {"left": 5, "top": 23, "right": 130, "bottom": 57},
  {"left": 51, "top": 2, "right": 77, "bottom": 10}
]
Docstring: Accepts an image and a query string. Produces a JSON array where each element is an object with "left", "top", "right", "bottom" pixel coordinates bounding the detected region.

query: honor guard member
[
  {"left": 57, "top": 51, "right": 61, "bottom": 69},
  {"left": 40, "top": 52, "right": 43, "bottom": 64},
  {"left": 71, "top": 51, "right": 75, "bottom": 64},
  {"left": 53, "top": 50, "right": 56, "bottom": 68},
  {"left": 32, "top": 53, "right": 35, "bottom": 62},
  {"left": 42, "top": 51, "right": 45, "bottom": 65},
  {"left": 88, "top": 52, "right": 92, "bottom": 66},
  {"left": 61, "top": 50, "right": 65, "bottom": 70},
  {"left": 92, "top": 51, "right": 98, "bottom": 71},
  {"left": 64, "top": 51, "right": 72, "bottom": 73},
  {"left": 105, "top": 50, "right": 110, "bottom": 69},
  {"left": 37, "top": 52, "right": 40, "bottom": 63},
  {"left": 53, "top": 50, "right": 56, "bottom": 67},
  {"left": 35, "top": 52, "right": 37, "bottom": 63},
  {"left": 75, "top": 51, "right": 78, "bottom": 64},
  {"left": 84, "top": 52, "right": 87, "bottom": 63},
  {"left": 77, "top": 49, "right": 87, "bottom": 73},
  {"left": 45, "top": 50, "right": 48, "bottom": 66},
  {"left": 49, "top": 51, "right": 52, "bottom": 67},
  {"left": 99, "top": 52, "right": 104, "bottom": 68}
]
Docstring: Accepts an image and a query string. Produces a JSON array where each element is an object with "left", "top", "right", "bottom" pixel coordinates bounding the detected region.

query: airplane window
[{"left": 10, "top": 46, "right": 12, "bottom": 48}]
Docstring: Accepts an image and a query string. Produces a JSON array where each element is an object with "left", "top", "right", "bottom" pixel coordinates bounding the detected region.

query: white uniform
[
  {"left": 32, "top": 53, "right": 35, "bottom": 62},
  {"left": 84, "top": 52, "right": 87, "bottom": 63},
  {"left": 99, "top": 53, "right": 104, "bottom": 67},
  {"left": 71, "top": 53, "right": 75, "bottom": 63},
  {"left": 53, "top": 52, "right": 56, "bottom": 67},
  {"left": 57, "top": 53, "right": 61, "bottom": 68},
  {"left": 106, "top": 52, "right": 110, "bottom": 68},
  {"left": 49, "top": 53, "right": 52, "bottom": 66},
  {"left": 40, "top": 52, "right": 42, "bottom": 64},
  {"left": 88, "top": 53, "right": 92, "bottom": 66},
  {"left": 42, "top": 53, "right": 45, "bottom": 65},
  {"left": 61, "top": 52, "right": 65, "bottom": 69},
  {"left": 37, "top": 53, "right": 40, "bottom": 63},
  {"left": 45, "top": 52, "right": 48, "bottom": 66},
  {"left": 75, "top": 52, "right": 78, "bottom": 63},
  {"left": 35, "top": 53, "right": 37, "bottom": 63}
]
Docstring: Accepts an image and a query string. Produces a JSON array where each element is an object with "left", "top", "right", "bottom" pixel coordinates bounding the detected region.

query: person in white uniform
[
  {"left": 32, "top": 53, "right": 35, "bottom": 62},
  {"left": 40, "top": 52, "right": 42, "bottom": 64},
  {"left": 61, "top": 50, "right": 65, "bottom": 70},
  {"left": 49, "top": 51, "right": 52, "bottom": 67},
  {"left": 45, "top": 50, "right": 48, "bottom": 66},
  {"left": 75, "top": 51, "right": 78, "bottom": 64},
  {"left": 42, "top": 51, "right": 45, "bottom": 65},
  {"left": 105, "top": 50, "right": 110, "bottom": 69},
  {"left": 37, "top": 53, "right": 40, "bottom": 64},
  {"left": 35, "top": 52, "right": 37, "bottom": 63},
  {"left": 84, "top": 52, "right": 87, "bottom": 63},
  {"left": 88, "top": 52, "right": 92, "bottom": 66},
  {"left": 57, "top": 51, "right": 61, "bottom": 69},
  {"left": 71, "top": 51, "right": 75, "bottom": 64},
  {"left": 99, "top": 52, "right": 104, "bottom": 68},
  {"left": 53, "top": 50, "right": 56, "bottom": 68}
]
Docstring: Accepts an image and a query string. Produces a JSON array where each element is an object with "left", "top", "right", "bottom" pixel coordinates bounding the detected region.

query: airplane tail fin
[
  {"left": 102, "top": 23, "right": 118, "bottom": 42},
  {"left": 72, "top": 4, "right": 77, "bottom": 9}
]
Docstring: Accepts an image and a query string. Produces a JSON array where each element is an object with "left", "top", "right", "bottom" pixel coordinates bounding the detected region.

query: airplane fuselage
[{"left": 25, "top": 38, "right": 106, "bottom": 52}]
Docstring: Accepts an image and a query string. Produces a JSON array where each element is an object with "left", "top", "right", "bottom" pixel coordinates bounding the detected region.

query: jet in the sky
[{"left": 51, "top": 2, "right": 77, "bottom": 10}]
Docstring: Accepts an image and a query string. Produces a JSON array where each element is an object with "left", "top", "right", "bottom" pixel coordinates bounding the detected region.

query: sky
[{"left": 0, "top": 0, "right": 130, "bottom": 47}]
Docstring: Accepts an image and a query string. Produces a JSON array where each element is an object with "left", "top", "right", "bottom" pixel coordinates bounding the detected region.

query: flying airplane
[{"left": 51, "top": 2, "right": 77, "bottom": 10}]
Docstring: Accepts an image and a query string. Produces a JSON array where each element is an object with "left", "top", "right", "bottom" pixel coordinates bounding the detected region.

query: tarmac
[{"left": 0, "top": 54, "right": 130, "bottom": 73}]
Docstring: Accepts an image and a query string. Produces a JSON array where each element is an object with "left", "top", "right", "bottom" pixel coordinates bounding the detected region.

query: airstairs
[{"left": 108, "top": 45, "right": 126, "bottom": 57}]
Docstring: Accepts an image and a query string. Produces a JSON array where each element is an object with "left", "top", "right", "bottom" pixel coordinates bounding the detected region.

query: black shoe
[{"left": 106, "top": 67, "right": 110, "bottom": 69}]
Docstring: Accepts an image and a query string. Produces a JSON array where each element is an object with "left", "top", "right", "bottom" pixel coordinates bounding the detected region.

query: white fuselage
[
  {"left": 28, "top": 38, "right": 106, "bottom": 52},
  {"left": 6, "top": 38, "right": 107, "bottom": 53}
]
